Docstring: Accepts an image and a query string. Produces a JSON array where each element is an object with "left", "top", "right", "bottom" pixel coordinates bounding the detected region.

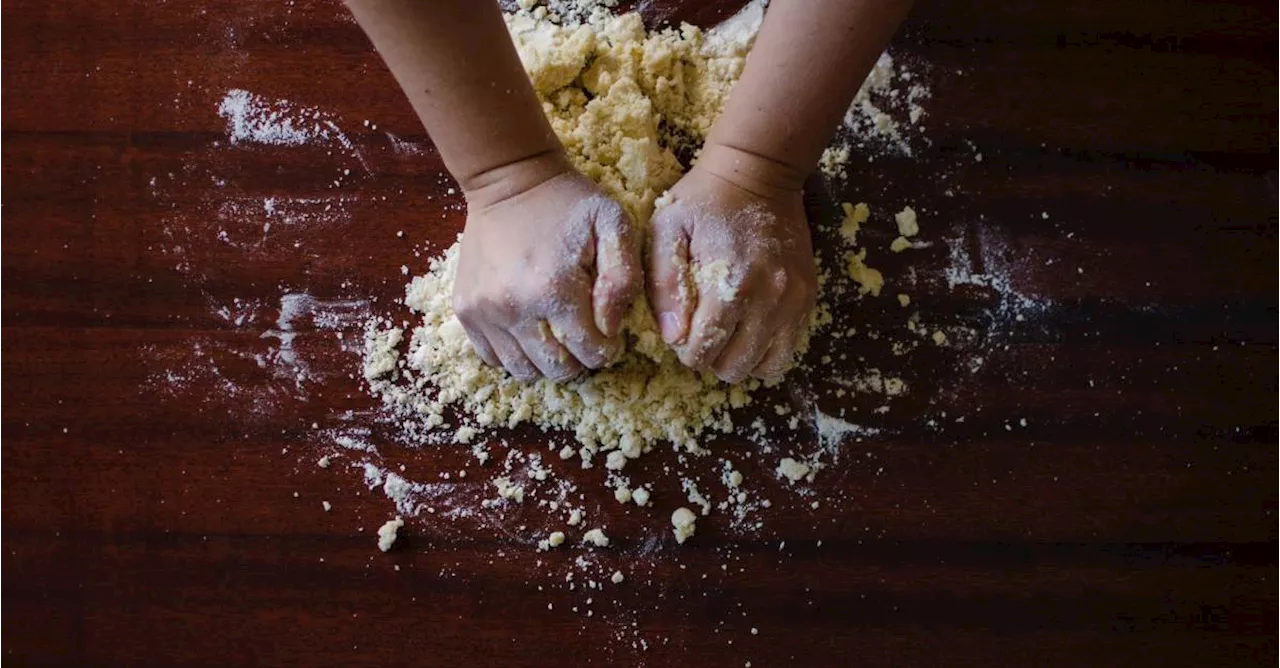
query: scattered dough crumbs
[{"left": 352, "top": 0, "right": 933, "bottom": 551}]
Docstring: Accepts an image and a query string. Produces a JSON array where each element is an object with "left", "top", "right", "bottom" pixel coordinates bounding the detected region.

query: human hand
[
  {"left": 453, "top": 158, "right": 641, "bottom": 382},
  {"left": 646, "top": 145, "right": 817, "bottom": 383}
]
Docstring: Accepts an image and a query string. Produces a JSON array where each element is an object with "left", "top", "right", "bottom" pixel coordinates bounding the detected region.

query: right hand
[
  {"left": 646, "top": 145, "right": 817, "bottom": 384},
  {"left": 453, "top": 159, "right": 641, "bottom": 382}
]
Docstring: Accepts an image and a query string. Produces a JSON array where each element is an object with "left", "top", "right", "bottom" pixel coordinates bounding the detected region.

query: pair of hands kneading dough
[{"left": 453, "top": 149, "right": 817, "bottom": 385}]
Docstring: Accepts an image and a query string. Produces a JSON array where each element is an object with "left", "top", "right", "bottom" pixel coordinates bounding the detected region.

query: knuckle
[
  {"left": 714, "top": 364, "right": 749, "bottom": 384},
  {"left": 769, "top": 269, "right": 790, "bottom": 295},
  {"left": 546, "top": 363, "right": 582, "bottom": 383},
  {"left": 676, "top": 346, "right": 703, "bottom": 369},
  {"left": 452, "top": 290, "right": 476, "bottom": 318},
  {"left": 595, "top": 199, "right": 629, "bottom": 231},
  {"left": 508, "top": 363, "right": 538, "bottom": 382}
]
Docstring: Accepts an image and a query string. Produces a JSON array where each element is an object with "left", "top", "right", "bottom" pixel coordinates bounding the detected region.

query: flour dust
[{"left": 139, "top": 0, "right": 1069, "bottom": 662}]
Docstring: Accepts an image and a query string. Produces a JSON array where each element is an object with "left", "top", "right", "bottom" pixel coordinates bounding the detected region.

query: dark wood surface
[{"left": 3, "top": 1, "right": 1277, "bottom": 666}]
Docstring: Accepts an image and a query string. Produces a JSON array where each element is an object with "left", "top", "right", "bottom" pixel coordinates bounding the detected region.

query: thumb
[
  {"left": 647, "top": 206, "right": 694, "bottom": 345},
  {"left": 591, "top": 201, "right": 641, "bottom": 338}
]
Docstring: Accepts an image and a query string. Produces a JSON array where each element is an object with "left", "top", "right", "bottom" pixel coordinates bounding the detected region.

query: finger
[
  {"left": 591, "top": 201, "right": 641, "bottom": 338},
  {"left": 710, "top": 311, "right": 773, "bottom": 384},
  {"left": 548, "top": 308, "right": 617, "bottom": 370},
  {"left": 675, "top": 301, "right": 740, "bottom": 370},
  {"left": 647, "top": 209, "right": 694, "bottom": 345},
  {"left": 752, "top": 314, "right": 807, "bottom": 381},
  {"left": 485, "top": 327, "right": 540, "bottom": 382},
  {"left": 456, "top": 314, "right": 500, "bottom": 368},
  {"left": 513, "top": 321, "right": 585, "bottom": 383}
]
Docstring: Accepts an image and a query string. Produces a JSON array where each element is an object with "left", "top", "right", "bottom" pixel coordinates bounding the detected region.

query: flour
[
  {"left": 218, "top": 89, "right": 326, "bottom": 147},
  {"left": 157, "top": 0, "right": 1006, "bottom": 571},
  {"left": 135, "top": 0, "right": 1083, "bottom": 657},
  {"left": 819, "top": 53, "right": 932, "bottom": 177},
  {"left": 217, "top": 88, "right": 369, "bottom": 172}
]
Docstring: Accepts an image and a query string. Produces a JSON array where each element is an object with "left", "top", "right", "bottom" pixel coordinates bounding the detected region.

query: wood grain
[{"left": 3, "top": 1, "right": 1276, "bottom": 666}]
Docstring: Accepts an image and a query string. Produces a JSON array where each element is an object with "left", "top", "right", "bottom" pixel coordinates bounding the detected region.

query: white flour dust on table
[{"left": 144, "top": 0, "right": 1070, "bottom": 657}]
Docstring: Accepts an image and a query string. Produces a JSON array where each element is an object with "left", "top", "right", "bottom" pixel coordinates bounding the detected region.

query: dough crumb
[
  {"left": 610, "top": 570, "right": 625, "bottom": 584},
  {"left": 694, "top": 259, "right": 739, "bottom": 302},
  {"left": 582, "top": 528, "right": 610, "bottom": 547},
  {"left": 671, "top": 507, "right": 698, "bottom": 544},
  {"left": 843, "top": 248, "right": 884, "bottom": 296},
  {"left": 777, "top": 458, "right": 813, "bottom": 483},
  {"left": 538, "top": 531, "right": 567, "bottom": 550},
  {"left": 839, "top": 202, "right": 870, "bottom": 246},
  {"left": 376, "top": 517, "right": 404, "bottom": 552},
  {"left": 894, "top": 206, "right": 919, "bottom": 237},
  {"left": 494, "top": 477, "right": 525, "bottom": 503}
]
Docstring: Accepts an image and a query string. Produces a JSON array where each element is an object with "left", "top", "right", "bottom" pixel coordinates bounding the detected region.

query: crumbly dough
[{"left": 364, "top": 5, "right": 783, "bottom": 463}]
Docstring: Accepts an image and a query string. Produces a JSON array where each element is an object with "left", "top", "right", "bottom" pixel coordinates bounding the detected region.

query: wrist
[
  {"left": 693, "top": 141, "right": 808, "bottom": 198},
  {"left": 460, "top": 149, "right": 574, "bottom": 211}
]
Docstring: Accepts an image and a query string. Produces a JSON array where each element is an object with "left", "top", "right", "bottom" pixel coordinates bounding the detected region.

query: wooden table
[{"left": 3, "top": 1, "right": 1276, "bottom": 665}]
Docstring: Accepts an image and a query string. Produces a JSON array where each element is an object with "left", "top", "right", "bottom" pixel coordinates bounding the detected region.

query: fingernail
[{"left": 659, "top": 312, "right": 681, "bottom": 343}]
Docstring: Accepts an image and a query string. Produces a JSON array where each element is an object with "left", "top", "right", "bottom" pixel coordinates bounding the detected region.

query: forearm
[
  {"left": 703, "top": 0, "right": 913, "bottom": 192},
  {"left": 346, "top": 0, "right": 567, "bottom": 201}
]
